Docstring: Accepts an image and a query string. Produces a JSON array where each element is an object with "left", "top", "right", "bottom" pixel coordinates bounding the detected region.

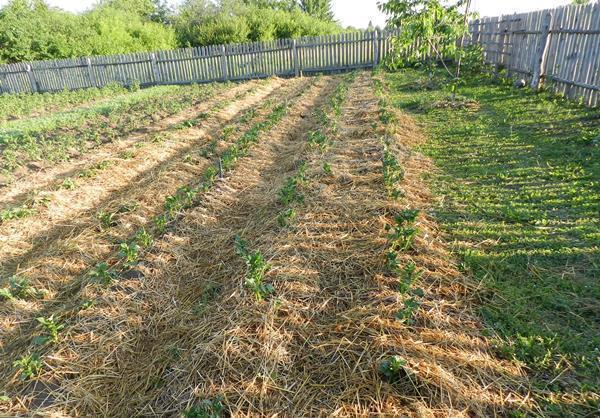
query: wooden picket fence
[
  {"left": 0, "top": 30, "right": 400, "bottom": 95},
  {"left": 469, "top": 2, "right": 600, "bottom": 107}
]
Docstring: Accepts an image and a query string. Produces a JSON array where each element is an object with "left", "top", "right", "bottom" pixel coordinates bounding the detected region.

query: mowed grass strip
[{"left": 384, "top": 67, "right": 599, "bottom": 415}]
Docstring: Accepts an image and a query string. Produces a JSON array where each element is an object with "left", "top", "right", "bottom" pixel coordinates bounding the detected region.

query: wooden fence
[
  {"left": 0, "top": 30, "right": 399, "bottom": 95},
  {"left": 469, "top": 2, "right": 600, "bottom": 107}
]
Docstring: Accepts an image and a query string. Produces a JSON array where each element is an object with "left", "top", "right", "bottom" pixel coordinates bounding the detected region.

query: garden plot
[{"left": 1, "top": 70, "right": 583, "bottom": 417}]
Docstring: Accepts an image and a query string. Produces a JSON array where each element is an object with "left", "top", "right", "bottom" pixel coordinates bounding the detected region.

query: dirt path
[{"left": 0, "top": 80, "right": 262, "bottom": 209}]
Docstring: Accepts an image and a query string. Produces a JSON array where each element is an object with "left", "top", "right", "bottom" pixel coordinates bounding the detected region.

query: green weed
[{"left": 386, "top": 209, "right": 419, "bottom": 252}]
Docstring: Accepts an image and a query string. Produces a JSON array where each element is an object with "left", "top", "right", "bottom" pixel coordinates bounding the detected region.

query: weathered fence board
[{"left": 469, "top": 2, "right": 599, "bottom": 107}]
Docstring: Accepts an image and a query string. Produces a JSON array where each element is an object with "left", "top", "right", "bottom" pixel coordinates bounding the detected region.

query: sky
[{"left": 0, "top": 0, "right": 578, "bottom": 28}]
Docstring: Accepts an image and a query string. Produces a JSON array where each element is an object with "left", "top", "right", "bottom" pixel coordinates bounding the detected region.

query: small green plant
[
  {"left": 378, "top": 355, "right": 408, "bottom": 381},
  {"left": 278, "top": 164, "right": 307, "bottom": 207},
  {"left": 153, "top": 214, "right": 168, "bottom": 233},
  {"left": 33, "top": 315, "right": 64, "bottom": 345},
  {"left": 398, "top": 262, "right": 422, "bottom": 293},
  {"left": 307, "top": 130, "right": 330, "bottom": 151},
  {"left": 60, "top": 178, "right": 76, "bottom": 190},
  {"left": 383, "top": 144, "right": 405, "bottom": 198},
  {"left": 386, "top": 209, "right": 419, "bottom": 252},
  {"left": 277, "top": 208, "right": 297, "bottom": 227},
  {"left": 323, "top": 162, "right": 333, "bottom": 176},
  {"left": 135, "top": 228, "right": 154, "bottom": 248},
  {"left": 88, "top": 262, "right": 117, "bottom": 286},
  {"left": 97, "top": 210, "right": 117, "bottom": 229},
  {"left": 119, "top": 242, "right": 140, "bottom": 265},
  {"left": 395, "top": 297, "right": 421, "bottom": 324},
  {"left": 0, "top": 276, "right": 45, "bottom": 300},
  {"left": 120, "top": 150, "right": 135, "bottom": 160},
  {"left": 0, "top": 207, "right": 33, "bottom": 223},
  {"left": 13, "top": 353, "right": 43, "bottom": 380},
  {"left": 184, "top": 396, "right": 224, "bottom": 418},
  {"left": 234, "top": 235, "right": 274, "bottom": 301}
]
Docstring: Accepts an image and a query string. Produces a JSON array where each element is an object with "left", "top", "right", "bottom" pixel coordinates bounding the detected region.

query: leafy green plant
[
  {"left": 398, "top": 261, "right": 421, "bottom": 293},
  {"left": 387, "top": 209, "right": 419, "bottom": 252},
  {"left": 97, "top": 210, "right": 117, "bottom": 229},
  {"left": 379, "top": 355, "right": 408, "bottom": 381},
  {"left": 382, "top": 143, "right": 405, "bottom": 198},
  {"left": 88, "top": 262, "right": 117, "bottom": 286},
  {"left": 307, "top": 130, "right": 330, "bottom": 151},
  {"left": 60, "top": 178, "right": 76, "bottom": 190},
  {"left": 234, "top": 235, "right": 274, "bottom": 301},
  {"left": 13, "top": 353, "right": 43, "bottom": 380},
  {"left": 119, "top": 242, "right": 140, "bottom": 265},
  {"left": 277, "top": 208, "right": 297, "bottom": 227},
  {"left": 135, "top": 228, "right": 154, "bottom": 248},
  {"left": 323, "top": 162, "right": 333, "bottom": 176},
  {"left": 33, "top": 315, "right": 64, "bottom": 345},
  {"left": 119, "top": 150, "right": 135, "bottom": 160},
  {"left": 395, "top": 297, "right": 421, "bottom": 324},
  {"left": 184, "top": 396, "right": 224, "bottom": 418},
  {"left": 0, "top": 207, "right": 34, "bottom": 223},
  {"left": 0, "top": 276, "right": 45, "bottom": 300},
  {"left": 153, "top": 214, "right": 169, "bottom": 234}
]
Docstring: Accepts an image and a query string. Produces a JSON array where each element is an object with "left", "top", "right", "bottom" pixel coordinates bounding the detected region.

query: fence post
[
  {"left": 292, "top": 39, "right": 299, "bottom": 77},
  {"left": 86, "top": 58, "right": 96, "bottom": 88},
  {"left": 25, "top": 64, "right": 38, "bottom": 93},
  {"left": 220, "top": 45, "right": 228, "bottom": 81},
  {"left": 373, "top": 30, "right": 379, "bottom": 68},
  {"left": 150, "top": 53, "right": 161, "bottom": 85},
  {"left": 531, "top": 12, "right": 553, "bottom": 89}
]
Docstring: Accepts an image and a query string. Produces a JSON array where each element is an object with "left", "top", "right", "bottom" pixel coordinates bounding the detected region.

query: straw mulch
[{"left": 0, "top": 72, "right": 533, "bottom": 417}]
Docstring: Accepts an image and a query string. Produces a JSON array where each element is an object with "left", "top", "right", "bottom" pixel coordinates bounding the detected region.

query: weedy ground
[
  {"left": 0, "top": 68, "right": 597, "bottom": 417},
  {"left": 384, "top": 67, "right": 599, "bottom": 416}
]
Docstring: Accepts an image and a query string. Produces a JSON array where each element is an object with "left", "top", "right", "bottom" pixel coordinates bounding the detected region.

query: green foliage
[
  {"left": 0, "top": 206, "right": 34, "bottom": 223},
  {"left": 119, "top": 242, "right": 140, "bottom": 264},
  {"left": 0, "top": 0, "right": 176, "bottom": 64},
  {"left": 384, "top": 67, "right": 600, "bottom": 415},
  {"left": 175, "top": 0, "right": 340, "bottom": 47},
  {"left": 234, "top": 235, "right": 274, "bottom": 301},
  {"left": 89, "top": 262, "right": 117, "bottom": 285},
  {"left": 382, "top": 141, "right": 404, "bottom": 198},
  {"left": 97, "top": 210, "right": 117, "bottom": 229},
  {"left": 183, "top": 396, "right": 224, "bottom": 418},
  {"left": 299, "top": 0, "right": 333, "bottom": 21},
  {"left": 33, "top": 315, "right": 64, "bottom": 345},
  {"left": 135, "top": 227, "right": 154, "bottom": 248},
  {"left": 13, "top": 353, "right": 43, "bottom": 380},
  {"left": 0, "top": 276, "right": 45, "bottom": 300},
  {"left": 379, "top": 0, "right": 469, "bottom": 68},
  {"left": 277, "top": 207, "right": 297, "bottom": 227},
  {"left": 386, "top": 209, "right": 419, "bottom": 252},
  {"left": 378, "top": 355, "right": 408, "bottom": 381}
]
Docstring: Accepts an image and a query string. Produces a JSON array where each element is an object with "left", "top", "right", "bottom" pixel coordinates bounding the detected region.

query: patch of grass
[{"left": 384, "top": 67, "right": 600, "bottom": 415}]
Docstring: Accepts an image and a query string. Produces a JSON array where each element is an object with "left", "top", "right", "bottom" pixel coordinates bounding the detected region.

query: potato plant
[{"left": 234, "top": 235, "right": 273, "bottom": 301}]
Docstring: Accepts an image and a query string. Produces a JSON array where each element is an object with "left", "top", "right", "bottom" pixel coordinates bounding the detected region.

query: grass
[{"left": 384, "top": 67, "right": 599, "bottom": 415}]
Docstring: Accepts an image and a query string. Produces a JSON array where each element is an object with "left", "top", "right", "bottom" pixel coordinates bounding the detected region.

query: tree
[
  {"left": 299, "top": 0, "right": 334, "bottom": 21},
  {"left": 378, "top": 0, "right": 468, "bottom": 67}
]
